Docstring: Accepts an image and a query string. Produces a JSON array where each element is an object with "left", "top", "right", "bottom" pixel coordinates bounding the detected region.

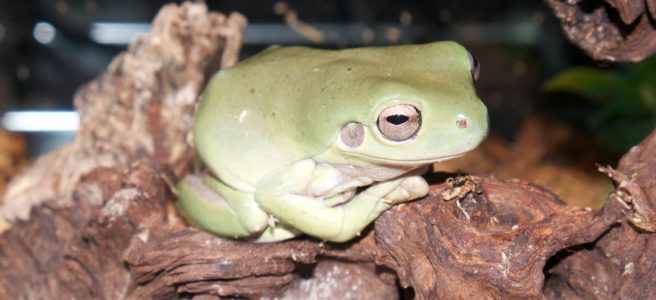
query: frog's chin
[{"left": 347, "top": 152, "right": 466, "bottom": 166}]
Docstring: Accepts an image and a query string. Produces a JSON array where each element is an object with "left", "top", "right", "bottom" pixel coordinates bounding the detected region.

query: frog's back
[
  {"left": 195, "top": 47, "right": 334, "bottom": 191},
  {"left": 194, "top": 42, "right": 472, "bottom": 191}
]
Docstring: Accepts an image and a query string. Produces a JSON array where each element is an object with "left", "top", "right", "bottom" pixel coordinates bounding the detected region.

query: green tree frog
[{"left": 177, "top": 41, "right": 488, "bottom": 242}]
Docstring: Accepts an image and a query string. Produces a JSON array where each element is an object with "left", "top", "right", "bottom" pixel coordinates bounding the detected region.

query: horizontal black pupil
[{"left": 386, "top": 114, "right": 409, "bottom": 125}]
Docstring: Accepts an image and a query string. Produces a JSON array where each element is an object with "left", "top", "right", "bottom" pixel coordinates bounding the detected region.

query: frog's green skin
[{"left": 177, "top": 41, "right": 488, "bottom": 242}]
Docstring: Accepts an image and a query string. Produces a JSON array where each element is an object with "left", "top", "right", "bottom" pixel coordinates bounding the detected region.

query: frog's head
[{"left": 330, "top": 42, "right": 488, "bottom": 166}]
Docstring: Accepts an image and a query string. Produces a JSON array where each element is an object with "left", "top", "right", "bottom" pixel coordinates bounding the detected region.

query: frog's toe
[
  {"left": 383, "top": 176, "right": 429, "bottom": 204},
  {"left": 401, "top": 176, "right": 429, "bottom": 200}
]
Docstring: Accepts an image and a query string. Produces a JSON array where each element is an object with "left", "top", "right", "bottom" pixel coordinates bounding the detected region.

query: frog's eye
[
  {"left": 377, "top": 104, "right": 421, "bottom": 141},
  {"left": 467, "top": 50, "right": 480, "bottom": 82}
]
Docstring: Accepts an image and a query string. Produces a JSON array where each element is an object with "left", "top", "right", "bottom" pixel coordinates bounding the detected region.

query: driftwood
[
  {"left": 544, "top": 0, "right": 656, "bottom": 62},
  {"left": 1, "top": 2, "right": 655, "bottom": 299},
  {"left": 543, "top": 131, "right": 656, "bottom": 299}
]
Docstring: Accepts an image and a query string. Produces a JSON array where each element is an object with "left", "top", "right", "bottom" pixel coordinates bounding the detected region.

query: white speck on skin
[
  {"left": 456, "top": 113, "right": 468, "bottom": 129},
  {"left": 239, "top": 109, "right": 248, "bottom": 123}
]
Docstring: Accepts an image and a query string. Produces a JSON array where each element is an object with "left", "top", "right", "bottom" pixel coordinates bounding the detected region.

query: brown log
[
  {"left": 545, "top": 0, "right": 656, "bottom": 62},
  {"left": 543, "top": 131, "right": 656, "bottom": 299},
  {"left": 1, "top": 2, "right": 656, "bottom": 299}
]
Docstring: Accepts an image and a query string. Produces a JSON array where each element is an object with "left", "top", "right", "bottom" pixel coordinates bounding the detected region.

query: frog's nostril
[{"left": 456, "top": 114, "right": 468, "bottom": 129}]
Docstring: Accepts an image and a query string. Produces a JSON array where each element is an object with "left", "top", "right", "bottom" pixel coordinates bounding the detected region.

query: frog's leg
[
  {"left": 254, "top": 159, "right": 428, "bottom": 242},
  {"left": 177, "top": 174, "right": 269, "bottom": 238}
]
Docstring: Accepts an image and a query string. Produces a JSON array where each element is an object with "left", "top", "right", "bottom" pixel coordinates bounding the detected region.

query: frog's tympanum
[{"left": 177, "top": 42, "right": 488, "bottom": 242}]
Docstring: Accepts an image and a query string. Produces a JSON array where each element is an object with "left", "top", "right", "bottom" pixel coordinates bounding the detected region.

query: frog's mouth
[{"left": 347, "top": 152, "right": 466, "bottom": 166}]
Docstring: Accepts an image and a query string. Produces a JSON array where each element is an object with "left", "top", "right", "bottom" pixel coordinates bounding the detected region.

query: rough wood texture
[
  {"left": 543, "top": 131, "right": 656, "bottom": 299},
  {"left": 0, "top": 3, "right": 246, "bottom": 227},
  {"left": 374, "top": 178, "right": 611, "bottom": 298},
  {"left": 0, "top": 3, "right": 247, "bottom": 298},
  {"left": 545, "top": 0, "right": 656, "bottom": 62},
  {"left": 1, "top": 2, "right": 655, "bottom": 299}
]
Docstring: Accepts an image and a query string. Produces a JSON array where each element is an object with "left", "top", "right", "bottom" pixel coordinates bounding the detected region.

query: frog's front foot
[{"left": 383, "top": 175, "right": 429, "bottom": 204}]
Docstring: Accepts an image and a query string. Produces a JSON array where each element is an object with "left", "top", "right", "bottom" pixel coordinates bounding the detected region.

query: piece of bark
[
  {"left": 0, "top": 3, "right": 246, "bottom": 227},
  {"left": 0, "top": 165, "right": 167, "bottom": 298},
  {"left": 372, "top": 177, "right": 624, "bottom": 299},
  {"left": 125, "top": 228, "right": 319, "bottom": 298},
  {"left": 544, "top": 0, "right": 656, "bottom": 62},
  {"left": 0, "top": 3, "right": 247, "bottom": 298},
  {"left": 119, "top": 170, "right": 651, "bottom": 299},
  {"left": 543, "top": 130, "right": 656, "bottom": 299}
]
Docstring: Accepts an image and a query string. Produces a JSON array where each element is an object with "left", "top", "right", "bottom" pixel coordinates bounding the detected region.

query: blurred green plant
[{"left": 544, "top": 56, "right": 656, "bottom": 153}]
